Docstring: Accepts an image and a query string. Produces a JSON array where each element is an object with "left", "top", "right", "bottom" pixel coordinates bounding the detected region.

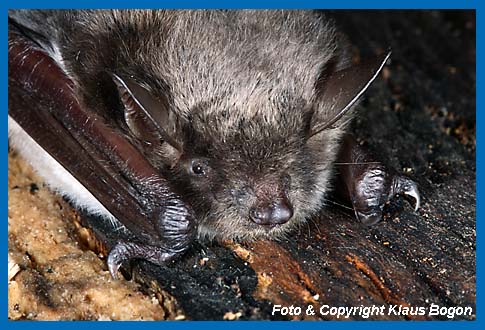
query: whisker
[
  {"left": 336, "top": 209, "right": 356, "bottom": 221},
  {"left": 309, "top": 217, "right": 322, "bottom": 236},
  {"left": 333, "top": 161, "right": 381, "bottom": 165},
  {"left": 323, "top": 198, "right": 354, "bottom": 211},
  {"left": 322, "top": 200, "right": 356, "bottom": 221},
  {"left": 304, "top": 221, "right": 312, "bottom": 237}
]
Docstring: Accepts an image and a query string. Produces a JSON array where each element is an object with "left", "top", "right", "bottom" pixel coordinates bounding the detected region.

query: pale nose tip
[
  {"left": 249, "top": 207, "right": 271, "bottom": 224},
  {"left": 249, "top": 200, "right": 293, "bottom": 226},
  {"left": 271, "top": 201, "right": 293, "bottom": 224}
]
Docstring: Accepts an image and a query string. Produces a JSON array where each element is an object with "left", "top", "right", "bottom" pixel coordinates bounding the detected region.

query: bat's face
[
  {"left": 102, "top": 8, "right": 389, "bottom": 242},
  {"left": 164, "top": 104, "right": 346, "bottom": 242},
  {"left": 110, "top": 44, "right": 389, "bottom": 243}
]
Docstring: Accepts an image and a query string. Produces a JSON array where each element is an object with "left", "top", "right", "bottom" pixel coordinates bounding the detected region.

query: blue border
[
  {"left": 2, "top": 0, "right": 480, "bottom": 9},
  {"left": 2, "top": 0, "right": 480, "bottom": 328}
]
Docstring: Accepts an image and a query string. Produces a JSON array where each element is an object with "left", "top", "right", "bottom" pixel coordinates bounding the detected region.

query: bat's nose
[{"left": 249, "top": 198, "right": 293, "bottom": 227}]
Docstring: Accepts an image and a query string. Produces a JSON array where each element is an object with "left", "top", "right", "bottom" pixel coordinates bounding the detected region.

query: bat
[{"left": 8, "top": 10, "right": 420, "bottom": 277}]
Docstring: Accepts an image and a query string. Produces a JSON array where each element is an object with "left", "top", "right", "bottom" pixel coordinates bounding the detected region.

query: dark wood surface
[{"left": 82, "top": 10, "right": 476, "bottom": 320}]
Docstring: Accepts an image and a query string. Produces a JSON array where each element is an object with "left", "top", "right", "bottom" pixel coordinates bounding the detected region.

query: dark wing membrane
[{"left": 8, "top": 23, "right": 189, "bottom": 245}]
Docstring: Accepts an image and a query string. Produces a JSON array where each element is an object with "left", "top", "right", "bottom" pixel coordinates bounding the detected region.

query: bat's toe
[
  {"left": 107, "top": 241, "right": 183, "bottom": 279},
  {"left": 392, "top": 175, "right": 421, "bottom": 212}
]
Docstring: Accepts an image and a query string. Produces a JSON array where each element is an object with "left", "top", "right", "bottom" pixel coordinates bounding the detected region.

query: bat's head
[
  {"left": 112, "top": 50, "right": 389, "bottom": 242},
  {"left": 168, "top": 105, "right": 343, "bottom": 242}
]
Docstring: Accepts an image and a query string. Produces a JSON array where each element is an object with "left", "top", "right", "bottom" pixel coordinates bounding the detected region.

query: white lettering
[
  {"left": 429, "top": 304, "right": 473, "bottom": 319},
  {"left": 272, "top": 304, "right": 302, "bottom": 316},
  {"left": 272, "top": 304, "right": 281, "bottom": 316}
]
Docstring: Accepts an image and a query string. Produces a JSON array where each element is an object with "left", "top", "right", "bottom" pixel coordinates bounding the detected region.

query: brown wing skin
[{"left": 8, "top": 22, "right": 196, "bottom": 274}]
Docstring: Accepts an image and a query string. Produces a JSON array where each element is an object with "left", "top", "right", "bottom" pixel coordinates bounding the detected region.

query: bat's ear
[
  {"left": 309, "top": 50, "right": 391, "bottom": 137},
  {"left": 112, "top": 74, "right": 182, "bottom": 157}
]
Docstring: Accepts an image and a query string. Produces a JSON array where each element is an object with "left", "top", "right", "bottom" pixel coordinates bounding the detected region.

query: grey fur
[{"left": 9, "top": 10, "right": 354, "bottom": 242}]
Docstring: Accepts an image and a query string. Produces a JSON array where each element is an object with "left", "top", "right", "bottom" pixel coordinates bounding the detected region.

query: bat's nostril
[
  {"left": 249, "top": 199, "right": 293, "bottom": 226},
  {"left": 249, "top": 206, "right": 271, "bottom": 224},
  {"left": 271, "top": 200, "right": 293, "bottom": 224}
]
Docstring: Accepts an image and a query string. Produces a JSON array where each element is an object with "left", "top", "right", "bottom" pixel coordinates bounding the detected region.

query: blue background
[{"left": 2, "top": 0, "right": 480, "bottom": 328}]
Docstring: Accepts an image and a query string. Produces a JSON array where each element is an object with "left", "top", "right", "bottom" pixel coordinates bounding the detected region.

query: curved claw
[
  {"left": 352, "top": 173, "right": 420, "bottom": 226},
  {"left": 392, "top": 176, "right": 421, "bottom": 211},
  {"left": 348, "top": 166, "right": 420, "bottom": 225},
  {"left": 336, "top": 135, "right": 421, "bottom": 226},
  {"left": 107, "top": 241, "right": 181, "bottom": 279},
  {"left": 105, "top": 199, "right": 195, "bottom": 279}
]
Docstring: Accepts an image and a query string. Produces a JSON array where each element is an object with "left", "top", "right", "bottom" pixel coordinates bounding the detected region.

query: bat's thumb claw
[
  {"left": 393, "top": 176, "right": 421, "bottom": 212},
  {"left": 107, "top": 242, "right": 130, "bottom": 279},
  {"left": 106, "top": 241, "right": 186, "bottom": 279}
]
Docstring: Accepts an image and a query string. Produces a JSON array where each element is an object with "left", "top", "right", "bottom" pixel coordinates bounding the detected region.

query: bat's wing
[{"left": 8, "top": 22, "right": 195, "bottom": 276}]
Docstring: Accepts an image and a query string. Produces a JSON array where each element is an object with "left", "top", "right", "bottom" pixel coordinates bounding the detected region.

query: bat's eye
[
  {"left": 189, "top": 159, "right": 210, "bottom": 177},
  {"left": 192, "top": 163, "right": 205, "bottom": 175}
]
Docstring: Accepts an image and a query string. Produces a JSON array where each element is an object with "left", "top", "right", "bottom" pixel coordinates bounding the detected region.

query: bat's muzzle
[{"left": 249, "top": 197, "right": 294, "bottom": 227}]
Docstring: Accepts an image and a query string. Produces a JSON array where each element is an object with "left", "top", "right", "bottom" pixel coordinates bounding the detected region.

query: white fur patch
[{"left": 8, "top": 116, "right": 119, "bottom": 226}]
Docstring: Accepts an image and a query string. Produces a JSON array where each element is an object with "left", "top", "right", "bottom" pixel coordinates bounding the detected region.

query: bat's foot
[
  {"left": 352, "top": 167, "right": 420, "bottom": 226},
  {"left": 107, "top": 241, "right": 179, "bottom": 279},
  {"left": 336, "top": 135, "right": 420, "bottom": 226},
  {"left": 392, "top": 175, "right": 421, "bottom": 211},
  {"left": 106, "top": 202, "right": 196, "bottom": 279}
]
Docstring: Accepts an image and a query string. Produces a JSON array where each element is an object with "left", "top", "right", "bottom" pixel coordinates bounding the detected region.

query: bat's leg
[
  {"left": 334, "top": 135, "right": 420, "bottom": 226},
  {"left": 8, "top": 25, "right": 196, "bottom": 277}
]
